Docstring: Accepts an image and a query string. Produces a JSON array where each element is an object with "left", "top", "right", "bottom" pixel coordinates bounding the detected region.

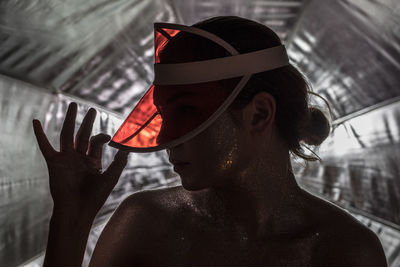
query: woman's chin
[
  {"left": 180, "top": 177, "right": 210, "bottom": 191},
  {"left": 181, "top": 181, "right": 206, "bottom": 191}
]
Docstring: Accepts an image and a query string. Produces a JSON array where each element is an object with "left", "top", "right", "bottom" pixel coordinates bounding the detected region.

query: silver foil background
[{"left": 0, "top": 0, "right": 399, "bottom": 266}]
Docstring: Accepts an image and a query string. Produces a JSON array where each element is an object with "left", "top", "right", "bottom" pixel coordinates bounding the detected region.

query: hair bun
[{"left": 301, "top": 107, "right": 331, "bottom": 146}]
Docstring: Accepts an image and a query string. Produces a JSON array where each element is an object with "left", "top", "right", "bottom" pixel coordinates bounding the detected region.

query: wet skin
[
  {"left": 90, "top": 90, "right": 387, "bottom": 266},
  {"left": 34, "top": 94, "right": 387, "bottom": 266},
  {"left": 90, "top": 185, "right": 386, "bottom": 267}
]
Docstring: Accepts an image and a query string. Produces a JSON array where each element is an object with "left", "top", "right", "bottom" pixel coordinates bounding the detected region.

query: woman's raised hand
[{"left": 33, "top": 102, "right": 129, "bottom": 219}]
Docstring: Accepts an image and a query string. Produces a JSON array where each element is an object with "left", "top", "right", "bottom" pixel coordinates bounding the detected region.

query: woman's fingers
[
  {"left": 60, "top": 102, "right": 77, "bottom": 152},
  {"left": 103, "top": 150, "right": 129, "bottom": 187},
  {"left": 75, "top": 108, "right": 97, "bottom": 154},
  {"left": 33, "top": 119, "right": 57, "bottom": 160},
  {"left": 88, "top": 133, "right": 111, "bottom": 161}
]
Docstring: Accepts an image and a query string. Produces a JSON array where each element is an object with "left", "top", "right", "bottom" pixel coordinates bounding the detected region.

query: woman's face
[
  {"left": 167, "top": 108, "right": 252, "bottom": 191},
  {"left": 154, "top": 81, "right": 255, "bottom": 191},
  {"left": 154, "top": 82, "right": 229, "bottom": 145}
]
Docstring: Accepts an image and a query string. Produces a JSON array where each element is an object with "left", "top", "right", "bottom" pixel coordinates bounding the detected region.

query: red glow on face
[
  {"left": 111, "top": 26, "right": 235, "bottom": 150},
  {"left": 113, "top": 27, "right": 182, "bottom": 148},
  {"left": 111, "top": 81, "right": 229, "bottom": 149},
  {"left": 155, "top": 82, "right": 229, "bottom": 144}
]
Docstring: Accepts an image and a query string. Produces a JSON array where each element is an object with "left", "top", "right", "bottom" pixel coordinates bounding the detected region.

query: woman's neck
[{"left": 194, "top": 153, "right": 302, "bottom": 239}]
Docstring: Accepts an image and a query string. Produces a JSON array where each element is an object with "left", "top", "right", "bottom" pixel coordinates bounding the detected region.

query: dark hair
[{"left": 160, "top": 16, "right": 331, "bottom": 161}]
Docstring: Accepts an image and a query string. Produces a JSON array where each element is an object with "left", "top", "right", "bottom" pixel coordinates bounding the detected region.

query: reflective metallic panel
[
  {"left": 287, "top": 0, "right": 400, "bottom": 119},
  {"left": 1, "top": 0, "right": 400, "bottom": 265},
  {"left": 0, "top": 75, "right": 179, "bottom": 266}
]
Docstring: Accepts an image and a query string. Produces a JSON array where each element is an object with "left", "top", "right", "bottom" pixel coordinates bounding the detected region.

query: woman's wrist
[
  {"left": 44, "top": 207, "right": 95, "bottom": 267},
  {"left": 50, "top": 210, "right": 94, "bottom": 231},
  {"left": 52, "top": 203, "right": 98, "bottom": 223}
]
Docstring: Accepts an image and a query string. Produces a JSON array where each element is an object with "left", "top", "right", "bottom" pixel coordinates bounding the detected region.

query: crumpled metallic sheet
[
  {"left": 2, "top": 0, "right": 400, "bottom": 265},
  {"left": 171, "top": 0, "right": 306, "bottom": 41},
  {"left": 295, "top": 98, "right": 400, "bottom": 223},
  {"left": 293, "top": 99, "right": 400, "bottom": 264},
  {"left": 287, "top": 0, "right": 400, "bottom": 264},
  {"left": 0, "top": 76, "right": 52, "bottom": 267},
  {"left": 0, "top": 0, "right": 178, "bottom": 114},
  {"left": 0, "top": 75, "right": 179, "bottom": 267},
  {"left": 60, "top": 0, "right": 306, "bottom": 115},
  {"left": 59, "top": 0, "right": 178, "bottom": 115},
  {"left": 287, "top": 0, "right": 400, "bottom": 119},
  {"left": 0, "top": 0, "right": 309, "bottom": 116}
]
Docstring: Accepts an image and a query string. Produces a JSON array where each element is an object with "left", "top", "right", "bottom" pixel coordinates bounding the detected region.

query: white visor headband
[{"left": 153, "top": 23, "right": 290, "bottom": 85}]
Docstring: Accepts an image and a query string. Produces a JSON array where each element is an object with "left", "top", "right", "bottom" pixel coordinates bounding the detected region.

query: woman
[{"left": 33, "top": 16, "right": 387, "bottom": 266}]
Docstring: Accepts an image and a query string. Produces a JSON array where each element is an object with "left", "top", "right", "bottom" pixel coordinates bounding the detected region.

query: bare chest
[{"left": 141, "top": 228, "right": 321, "bottom": 267}]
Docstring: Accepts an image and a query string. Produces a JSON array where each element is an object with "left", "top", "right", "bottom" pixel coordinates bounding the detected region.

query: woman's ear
[{"left": 244, "top": 92, "right": 276, "bottom": 133}]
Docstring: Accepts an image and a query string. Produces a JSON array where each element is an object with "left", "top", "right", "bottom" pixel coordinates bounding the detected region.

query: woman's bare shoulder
[
  {"left": 300, "top": 190, "right": 387, "bottom": 266},
  {"left": 89, "top": 186, "right": 189, "bottom": 266},
  {"left": 115, "top": 185, "right": 193, "bottom": 231}
]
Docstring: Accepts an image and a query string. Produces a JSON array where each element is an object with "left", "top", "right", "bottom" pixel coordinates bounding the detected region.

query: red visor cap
[{"left": 109, "top": 25, "right": 241, "bottom": 152}]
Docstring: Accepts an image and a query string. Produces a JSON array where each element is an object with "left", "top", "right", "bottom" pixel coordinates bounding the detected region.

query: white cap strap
[{"left": 153, "top": 45, "right": 289, "bottom": 85}]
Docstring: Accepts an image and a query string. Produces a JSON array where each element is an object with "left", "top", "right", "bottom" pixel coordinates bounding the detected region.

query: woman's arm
[
  {"left": 44, "top": 208, "right": 95, "bottom": 267},
  {"left": 45, "top": 181, "right": 152, "bottom": 267},
  {"left": 33, "top": 102, "right": 128, "bottom": 267}
]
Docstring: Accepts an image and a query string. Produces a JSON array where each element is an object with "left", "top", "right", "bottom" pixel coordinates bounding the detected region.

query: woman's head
[
  {"left": 192, "top": 16, "right": 330, "bottom": 158},
  {"left": 158, "top": 16, "right": 331, "bottom": 190}
]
